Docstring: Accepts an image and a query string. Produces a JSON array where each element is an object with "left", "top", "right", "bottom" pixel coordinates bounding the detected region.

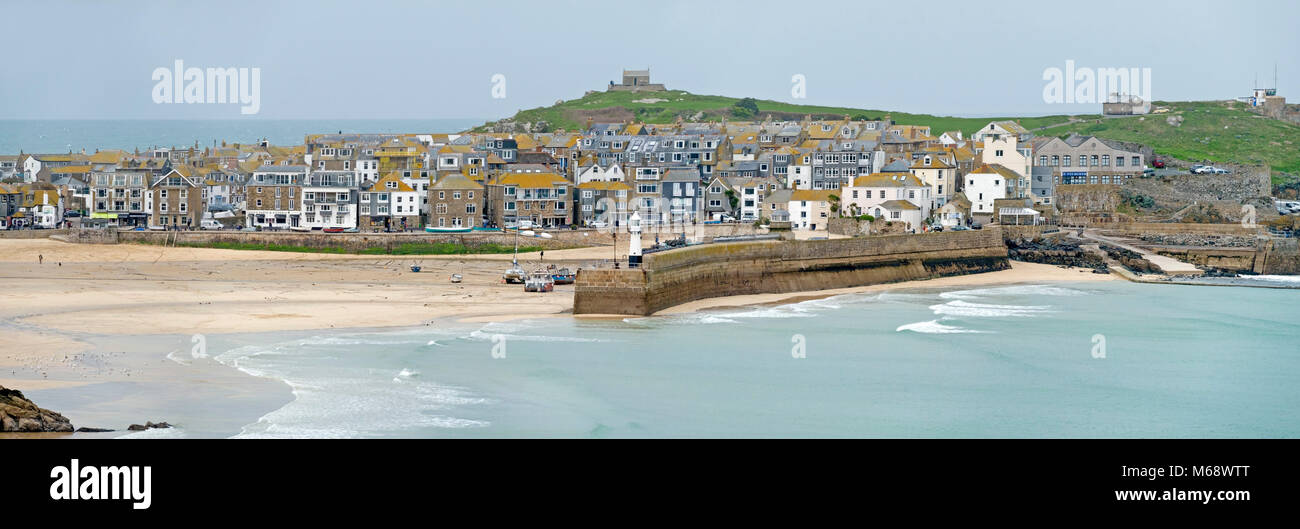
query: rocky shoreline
[
  {"left": 0, "top": 385, "right": 74, "bottom": 432},
  {"left": 1006, "top": 237, "right": 1109, "bottom": 273}
]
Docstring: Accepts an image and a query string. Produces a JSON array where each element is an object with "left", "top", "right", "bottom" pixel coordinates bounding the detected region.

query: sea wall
[
  {"left": 1109, "top": 222, "right": 1261, "bottom": 237},
  {"left": 1259, "top": 238, "right": 1300, "bottom": 275},
  {"left": 52, "top": 229, "right": 120, "bottom": 244},
  {"left": 0, "top": 229, "right": 69, "bottom": 239},
  {"left": 574, "top": 228, "right": 1009, "bottom": 315},
  {"left": 117, "top": 229, "right": 605, "bottom": 251}
]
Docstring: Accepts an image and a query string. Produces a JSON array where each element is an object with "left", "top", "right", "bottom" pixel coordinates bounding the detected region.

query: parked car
[
  {"left": 589, "top": 221, "right": 608, "bottom": 228},
  {"left": 951, "top": 225, "right": 970, "bottom": 231},
  {"left": 200, "top": 219, "right": 223, "bottom": 230},
  {"left": 1212, "top": 167, "right": 1231, "bottom": 174},
  {"left": 1152, "top": 159, "right": 1166, "bottom": 169},
  {"left": 1142, "top": 168, "right": 1155, "bottom": 177}
]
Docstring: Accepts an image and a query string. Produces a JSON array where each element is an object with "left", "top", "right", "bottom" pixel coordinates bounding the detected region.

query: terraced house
[
  {"left": 149, "top": 166, "right": 205, "bottom": 228},
  {"left": 359, "top": 173, "right": 421, "bottom": 231},
  {"left": 301, "top": 170, "right": 358, "bottom": 230},
  {"left": 90, "top": 160, "right": 165, "bottom": 227},
  {"left": 245, "top": 165, "right": 307, "bottom": 229},
  {"left": 485, "top": 171, "right": 571, "bottom": 228},
  {"left": 428, "top": 171, "right": 482, "bottom": 229},
  {"left": 576, "top": 180, "right": 631, "bottom": 227}
]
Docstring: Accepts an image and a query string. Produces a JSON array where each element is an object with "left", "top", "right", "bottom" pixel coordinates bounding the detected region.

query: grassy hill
[
  {"left": 1038, "top": 101, "right": 1300, "bottom": 184},
  {"left": 476, "top": 89, "right": 1091, "bottom": 137}
]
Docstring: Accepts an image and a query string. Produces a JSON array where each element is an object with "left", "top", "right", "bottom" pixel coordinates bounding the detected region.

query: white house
[
  {"left": 977, "top": 135, "right": 1032, "bottom": 198},
  {"left": 788, "top": 189, "right": 834, "bottom": 231},
  {"left": 300, "top": 170, "right": 358, "bottom": 230},
  {"left": 963, "top": 163, "right": 1020, "bottom": 221},
  {"left": 842, "top": 172, "right": 931, "bottom": 221},
  {"left": 970, "top": 120, "right": 1029, "bottom": 143}
]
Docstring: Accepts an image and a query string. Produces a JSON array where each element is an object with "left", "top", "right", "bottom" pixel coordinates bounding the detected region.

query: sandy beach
[{"left": 0, "top": 237, "right": 1113, "bottom": 435}]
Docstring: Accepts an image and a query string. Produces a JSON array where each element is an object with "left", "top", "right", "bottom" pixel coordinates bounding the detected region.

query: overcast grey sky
[{"left": 3, "top": 0, "right": 1297, "bottom": 120}]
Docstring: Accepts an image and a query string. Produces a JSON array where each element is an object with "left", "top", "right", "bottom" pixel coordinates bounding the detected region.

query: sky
[{"left": 2, "top": 0, "right": 1297, "bottom": 121}]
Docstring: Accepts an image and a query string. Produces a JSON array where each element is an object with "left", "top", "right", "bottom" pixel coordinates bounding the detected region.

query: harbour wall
[
  {"left": 115, "top": 230, "right": 601, "bottom": 251},
  {"left": 574, "top": 228, "right": 1009, "bottom": 315}
]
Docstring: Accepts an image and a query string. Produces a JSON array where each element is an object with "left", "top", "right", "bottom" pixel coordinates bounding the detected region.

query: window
[
  {"left": 1102, "top": 155, "right": 1110, "bottom": 167},
  {"left": 1132, "top": 156, "right": 1140, "bottom": 166},
  {"left": 1062, "top": 156, "right": 1071, "bottom": 167}
]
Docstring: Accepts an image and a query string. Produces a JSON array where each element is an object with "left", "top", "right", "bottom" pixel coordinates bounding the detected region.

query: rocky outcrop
[
  {"left": 0, "top": 385, "right": 73, "bottom": 432},
  {"left": 127, "top": 421, "right": 172, "bottom": 431},
  {"left": 1006, "top": 237, "right": 1109, "bottom": 272}
]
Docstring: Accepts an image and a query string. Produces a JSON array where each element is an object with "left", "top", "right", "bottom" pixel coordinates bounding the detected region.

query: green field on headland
[{"left": 476, "top": 89, "right": 1091, "bottom": 136}]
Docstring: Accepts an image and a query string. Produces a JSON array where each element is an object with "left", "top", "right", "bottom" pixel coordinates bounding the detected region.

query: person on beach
[{"left": 38, "top": 254, "right": 43, "bottom": 264}]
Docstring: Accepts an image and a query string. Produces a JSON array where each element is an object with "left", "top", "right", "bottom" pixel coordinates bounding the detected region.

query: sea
[
  {"left": 0, "top": 119, "right": 484, "bottom": 155},
  {"left": 156, "top": 280, "right": 1300, "bottom": 439}
]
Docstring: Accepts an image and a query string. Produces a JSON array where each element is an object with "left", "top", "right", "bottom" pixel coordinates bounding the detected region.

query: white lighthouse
[{"left": 628, "top": 211, "right": 643, "bottom": 268}]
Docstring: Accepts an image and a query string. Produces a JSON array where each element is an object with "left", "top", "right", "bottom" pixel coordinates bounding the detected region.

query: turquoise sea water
[
  {"left": 199, "top": 281, "right": 1299, "bottom": 438},
  {"left": 0, "top": 119, "right": 483, "bottom": 155}
]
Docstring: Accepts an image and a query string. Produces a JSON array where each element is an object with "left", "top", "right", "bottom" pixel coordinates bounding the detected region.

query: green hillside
[
  {"left": 476, "top": 89, "right": 1091, "bottom": 137},
  {"left": 1038, "top": 101, "right": 1300, "bottom": 182}
]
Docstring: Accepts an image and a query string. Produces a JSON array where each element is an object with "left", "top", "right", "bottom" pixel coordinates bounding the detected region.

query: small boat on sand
[
  {"left": 550, "top": 267, "right": 575, "bottom": 284},
  {"left": 524, "top": 271, "right": 554, "bottom": 292},
  {"left": 503, "top": 259, "right": 526, "bottom": 283},
  {"left": 450, "top": 273, "right": 462, "bottom": 283},
  {"left": 425, "top": 226, "right": 472, "bottom": 233}
]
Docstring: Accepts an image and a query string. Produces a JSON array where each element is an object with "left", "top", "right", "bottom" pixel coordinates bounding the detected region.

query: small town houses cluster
[{"left": 0, "top": 116, "right": 1148, "bottom": 233}]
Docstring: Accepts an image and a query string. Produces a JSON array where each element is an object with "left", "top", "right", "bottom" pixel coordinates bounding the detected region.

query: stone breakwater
[
  {"left": 0, "top": 385, "right": 73, "bottom": 432},
  {"left": 575, "top": 229, "right": 1010, "bottom": 315}
]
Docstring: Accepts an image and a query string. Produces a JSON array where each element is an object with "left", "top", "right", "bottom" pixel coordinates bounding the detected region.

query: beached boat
[
  {"left": 289, "top": 226, "right": 312, "bottom": 232},
  {"left": 524, "top": 271, "right": 554, "bottom": 292},
  {"left": 503, "top": 260, "right": 526, "bottom": 283},
  {"left": 502, "top": 223, "right": 528, "bottom": 284},
  {"left": 425, "top": 226, "right": 472, "bottom": 233},
  {"left": 449, "top": 273, "right": 462, "bottom": 283},
  {"left": 550, "top": 267, "right": 575, "bottom": 284}
]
